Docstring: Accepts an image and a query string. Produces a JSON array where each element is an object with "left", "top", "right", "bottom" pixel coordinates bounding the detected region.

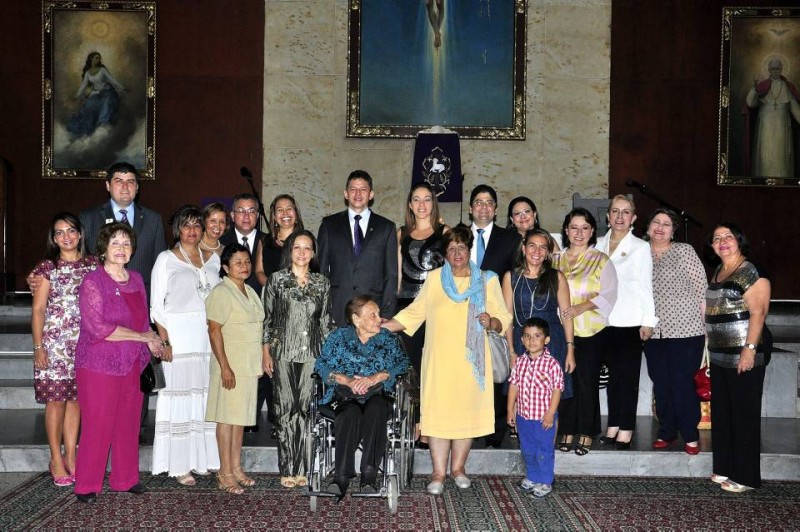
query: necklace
[
  {"left": 512, "top": 272, "right": 550, "bottom": 327},
  {"left": 199, "top": 236, "right": 221, "bottom": 250},
  {"left": 178, "top": 244, "right": 213, "bottom": 298}
]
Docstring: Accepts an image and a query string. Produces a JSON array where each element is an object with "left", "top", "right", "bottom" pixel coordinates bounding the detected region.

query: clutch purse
[
  {"left": 334, "top": 382, "right": 383, "bottom": 401},
  {"left": 140, "top": 357, "right": 166, "bottom": 394}
]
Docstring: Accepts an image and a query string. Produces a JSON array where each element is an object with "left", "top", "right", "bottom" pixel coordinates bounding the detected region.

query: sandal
[
  {"left": 575, "top": 435, "right": 592, "bottom": 456},
  {"left": 294, "top": 475, "right": 308, "bottom": 487},
  {"left": 557, "top": 435, "right": 574, "bottom": 453},
  {"left": 233, "top": 467, "right": 256, "bottom": 487},
  {"left": 280, "top": 476, "right": 297, "bottom": 488},
  {"left": 216, "top": 473, "right": 244, "bottom": 495},
  {"left": 176, "top": 473, "right": 196, "bottom": 486}
]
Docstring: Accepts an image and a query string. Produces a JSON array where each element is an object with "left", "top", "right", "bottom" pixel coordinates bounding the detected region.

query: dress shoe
[
  {"left": 652, "top": 438, "right": 674, "bottom": 449},
  {"left": 710, "top": 474, "right": 728, "bottom": 484},
  {"left": 360, "top": 465, "right": 377, "bottom": 488},
  {"left": 426, "top": 481, "right": 444, "bottom": 495},
  {"left": 615, "top": 440, "right": 631, "bottom": 451},
  {"left": 359, "top": 483, "right": 378, "bottom": 494},
  {"left": 598, "top": 436, "right": 617, "bottom": 446},
  {"left": 127, "top": 483, "right": 148, "bottom": 495},
  {"left": 485, "top": 438, "right": 503, "bottom": 449},
  {"left": 453, "top": 475, "right": 471, "bottom": 489},
  {"left": 721, "top": 480, "right": 753, "bottom": 493},
  {"left": 326, "top": 477, "right": 349, "bottom": 501},
  {"left": 684, "top": 443, "right": 700, "bottom": 455},
  {"left": 76, "top": 492, "right": 97, "bottom": 503},
  {"left": 244, "top": 425, "right": 258, "bottom": 433}
]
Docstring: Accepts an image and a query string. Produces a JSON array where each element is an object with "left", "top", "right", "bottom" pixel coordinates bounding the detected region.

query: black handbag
[
  {"left": 333, "top": 382, "right": 383, "bottom": 401},
  {"left": 140, "top": 357, "right": 166, "bottom": 394}
]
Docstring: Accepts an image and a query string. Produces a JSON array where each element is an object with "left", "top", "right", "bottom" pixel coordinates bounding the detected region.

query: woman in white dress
[{"left": 150, "top": 205, "right": 221, "bottom": 485}]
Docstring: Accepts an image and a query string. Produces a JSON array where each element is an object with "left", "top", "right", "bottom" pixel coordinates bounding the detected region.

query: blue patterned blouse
[{"left": 315, "top": 326, "right": 409, "bottom": 404}]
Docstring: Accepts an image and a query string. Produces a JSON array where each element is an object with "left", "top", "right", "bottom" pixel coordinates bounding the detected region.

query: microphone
[
  {"left": 240, "top": 167, "right": 253, "bottom": 181},
  {"left": 625, "top": 179, "right": 646, "bottom": 190}
]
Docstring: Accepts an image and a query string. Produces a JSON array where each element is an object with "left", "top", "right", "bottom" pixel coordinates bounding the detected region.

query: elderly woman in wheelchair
[{"left": 314, "top": 296, "right": 409, "bottom": 499}]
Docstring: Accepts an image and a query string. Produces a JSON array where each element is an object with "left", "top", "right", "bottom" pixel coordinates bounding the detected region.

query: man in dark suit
[
  {"left": 468, "top": 184, "right": 521, "bottom": 448},
  {"left": 80, "top": 161, "right": 167, "bottom": 443},
  {"left": 317, "top": 170, "right": 398, "bottom": 326},
  {"left": 219, "top": 192, "right": 272, "bottom": 434},
  {"left": 219, "top": 193, "right": 267, "bottom": 294},
  {"left": 79, "top": 161, "right": 167, "bottom": 296}
]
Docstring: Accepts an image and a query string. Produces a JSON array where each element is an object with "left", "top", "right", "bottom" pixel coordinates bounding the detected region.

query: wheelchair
[{"left": 304, "top": 371, "right": 417, "bottom": 514}]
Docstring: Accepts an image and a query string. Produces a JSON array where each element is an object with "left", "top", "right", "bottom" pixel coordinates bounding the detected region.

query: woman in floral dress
[
  {"left": 31, "top": 213, "right": 99, "bottom": 486},
  {"left": 261, "top": 230, "right": 332, "bottom": 488}
]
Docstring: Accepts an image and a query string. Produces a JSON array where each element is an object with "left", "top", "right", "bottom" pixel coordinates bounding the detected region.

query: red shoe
[
  {"left": 684, "top": 443, "right": 700, "bottom": 455},
  {"left": 652, "top": 439, "right": 674, "bottom": 449}
]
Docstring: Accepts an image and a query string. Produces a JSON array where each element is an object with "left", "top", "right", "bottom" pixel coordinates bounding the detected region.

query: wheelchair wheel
[
  {"left": 387, "top": 475, "right": 399, "bottom": 514},
  {"left": 309, "top": 472, "right": 320, "bottom": 512}
]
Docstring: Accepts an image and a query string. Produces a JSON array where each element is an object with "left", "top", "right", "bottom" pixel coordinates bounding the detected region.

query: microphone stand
[
  {"left": 625, "top": 180, "right": 701, "bottom": 242},
  {"left": 240, "top": 167, "right": 269, "bottom": 235}
]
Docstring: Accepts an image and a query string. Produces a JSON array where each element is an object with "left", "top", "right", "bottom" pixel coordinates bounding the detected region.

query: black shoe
[
  {"left": 615, "top": 440, "right": 631, "bottom": 451},
  {"left": 598, "top": 436, "right": 617, "bottom": 446},
  {"left": 485, "top": 438, "right": 503, "bottom": 449},
  {"left": 244, "top": 425, "right": 259, "bottom": 433},
  {"left": 416, "top": 441, "right": 429, "bottom": 450},
  {"left": 127, "top": 483, "right": 148, "bottom": 495},
  {"left": 326, "top": 477, "right": 348, "bottom": 502},
  {"left": 360, "top": 465, "right": 377, "bottom": 488},
  {"left": 76, "top": 492, "right": 97, "bottom": 503},
  {"left": 360, "top": 483, "right": 378, "bottom": 494},
  {"left": 138, "top": 434, "right": 147, "bottom": 445}
]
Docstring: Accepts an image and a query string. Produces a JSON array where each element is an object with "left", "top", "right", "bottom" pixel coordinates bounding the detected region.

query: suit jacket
[
  {"left": 317, "top": 210, "right": 398, "bottom": 326},
  {"left": 79, "top": 201, "right": 167, "bottom": 294},
  {"left": 479, "top": 224, "right": 521, "bottom": 279},
  {"left": 220, "top": 228, "right": 267, "bottom": 295}
]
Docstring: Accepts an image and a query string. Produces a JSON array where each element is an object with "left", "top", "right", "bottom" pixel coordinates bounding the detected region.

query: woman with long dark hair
[
  {"left": 31, "top": 213, "right": 99, "bottom": 486},
  {"left": 67, "top": 52, "right": 125, "bottom": 137}
]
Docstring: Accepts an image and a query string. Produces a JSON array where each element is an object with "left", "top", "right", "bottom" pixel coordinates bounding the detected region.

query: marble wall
[{"left": 263, "top": 0, "right": 611, "bottom": 232}]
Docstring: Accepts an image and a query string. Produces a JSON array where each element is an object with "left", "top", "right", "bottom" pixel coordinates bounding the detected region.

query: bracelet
[
  {"left": 33, "top": 344, "right": 43, "bottom": 351},
  {"left": 566, "top": 341, "right": 575, "bottom": 346},
  {"left": 161, "top": 339, "right": 171, "bottom": 348},
  {"left": 328, "top": 372, "right": 339, "bottom": 385}
]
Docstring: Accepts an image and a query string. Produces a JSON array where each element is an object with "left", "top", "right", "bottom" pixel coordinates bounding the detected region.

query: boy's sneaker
[
  {"left": 519, "top": 479, "right": 538, "bottom": 492},
  {"left": 533, "top": 483, "right": 552, "bottom": 497}
]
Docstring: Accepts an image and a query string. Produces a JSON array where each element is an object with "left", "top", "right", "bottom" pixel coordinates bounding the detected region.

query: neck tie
[
  {"left": 476, "top": 228, "right": 486, "bottom": 267},
  {"left": 119, "top": 209, "right": 130, "bottom": 226},
  {"left": 241, "top": 235, "right": 249, "bottom": 253},
  {"left": 353, "top": 215, "right": 364, "bottom": 257}
]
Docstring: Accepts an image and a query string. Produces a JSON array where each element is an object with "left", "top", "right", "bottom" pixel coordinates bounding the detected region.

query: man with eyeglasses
[
  {"left": 219, "top": 193, "right": 273, "bottom": 435},
  {"left": 468, "top": 184, "right": 521, "bottom": 449},
  {"left": 220, "top": 193, "right": 266, "bottom": 294}
]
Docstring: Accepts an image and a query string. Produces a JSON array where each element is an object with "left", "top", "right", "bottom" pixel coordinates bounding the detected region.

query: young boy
[{"left": 507, "top": 318, "right": 564, "bottom": 497}]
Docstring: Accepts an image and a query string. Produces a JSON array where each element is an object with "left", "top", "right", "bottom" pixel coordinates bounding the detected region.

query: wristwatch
[{"left": 745, "top": 343, "right": 756, "bottom": 350}]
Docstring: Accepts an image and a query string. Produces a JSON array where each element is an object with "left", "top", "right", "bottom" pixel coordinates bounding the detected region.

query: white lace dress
[{"left": 150, "top": 249, "right": 221, "bottom": 476}]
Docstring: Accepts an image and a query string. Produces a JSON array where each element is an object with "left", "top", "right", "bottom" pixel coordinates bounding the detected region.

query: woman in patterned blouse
[
  {"left": 315, "top": 296, "right": 409, "bottom": 499},
  {"left": 262, "top": 230, "right": 332, "bottom": 489},
  {"left": 705, "top": 223, "right": 771, "bottom": 493},
  {"left": 643, "top": 208, "right": 707, "bottom": 455},
  {"left": 31, "top": 213, "right": 99, "bottom": 487}
]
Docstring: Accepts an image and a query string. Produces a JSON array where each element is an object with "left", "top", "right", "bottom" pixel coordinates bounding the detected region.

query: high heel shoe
[
  {"left": 557, "top": 435, "right": 574, "bottom": 453},
  {"left": 574, "top": 435, "right": 592, "bottom": 456},
  {"left": 216, "top": 473, "right": 244, "bottom": 495},
  {"left": 232, "top": 467, "right": 256, "bottom": 487},
  {"left": 49, "top": 460, "right": 73, "bottom": 487}
]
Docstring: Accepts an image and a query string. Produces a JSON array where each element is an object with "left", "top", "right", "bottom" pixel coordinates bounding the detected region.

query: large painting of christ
[
  {"left": 347, "top": 0, "right": 526, "bottom": 139},
  {"left": 42, "top": 1, "right": 156, "bottom": 179}
]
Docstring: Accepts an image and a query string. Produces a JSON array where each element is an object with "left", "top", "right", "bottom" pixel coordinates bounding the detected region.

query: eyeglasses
[
  {"left": 234, "top": 208, "right": 257, "bottom": 216},
  {"left": 472, "top": 200, "right": 496, "bottom": 208}
]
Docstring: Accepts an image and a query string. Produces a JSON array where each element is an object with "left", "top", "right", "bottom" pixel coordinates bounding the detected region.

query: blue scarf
[{"left": 441, "top": 261, "right": 496, "bottom": 390}]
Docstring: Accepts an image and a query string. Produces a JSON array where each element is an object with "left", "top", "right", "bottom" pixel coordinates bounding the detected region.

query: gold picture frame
[
  {"left": 347, "top": 0, "right": 527, "bottom": 140},
  {"left": 42, "top": 1, "right": 156, "bottom": 179},
  {"left": 718, "top": 7, "right": 800, "bottom": 187}
]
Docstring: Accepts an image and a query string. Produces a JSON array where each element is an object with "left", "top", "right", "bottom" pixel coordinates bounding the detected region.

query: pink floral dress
[{"left": 33, "top": 255, "right": 100, "bottom": 403}]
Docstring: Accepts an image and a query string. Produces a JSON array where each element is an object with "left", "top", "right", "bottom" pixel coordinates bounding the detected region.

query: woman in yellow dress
[{"left": 384, "top": 225, "right": 511, "bottom": 496}]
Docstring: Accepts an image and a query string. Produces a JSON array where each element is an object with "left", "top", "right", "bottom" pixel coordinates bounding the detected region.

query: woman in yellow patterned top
[{"left": 552, "top": 208, "right": 618, "bottom": 456}]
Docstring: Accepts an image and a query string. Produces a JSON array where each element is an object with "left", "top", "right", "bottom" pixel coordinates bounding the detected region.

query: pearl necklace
[
  {"left": 199, "top": 237, "right": 221, "bottom": 250},
  {"left": 178, "top": 244, "right": 213, "bottom": 298}
]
